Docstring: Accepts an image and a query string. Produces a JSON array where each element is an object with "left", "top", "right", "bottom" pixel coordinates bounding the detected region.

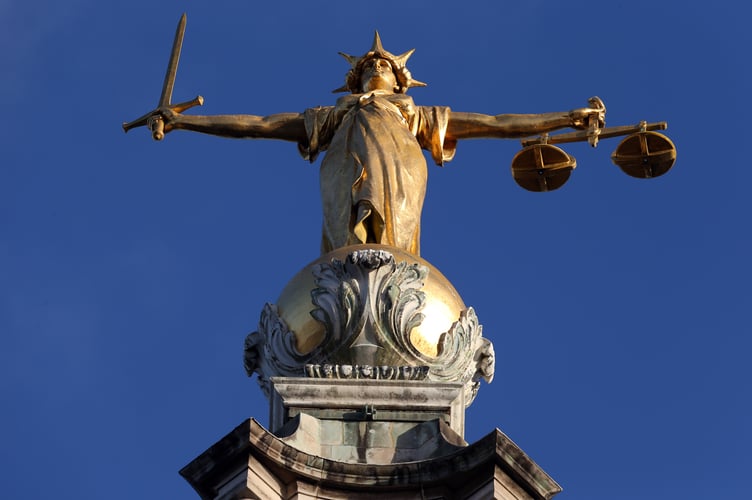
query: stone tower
[{"left": 179, "top": 245, "right": 561, "bottom": 499}]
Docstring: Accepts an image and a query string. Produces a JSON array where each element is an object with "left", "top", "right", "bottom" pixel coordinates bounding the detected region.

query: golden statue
[{"left": 126, "top": 23, "right": 606, "bottom": 256}]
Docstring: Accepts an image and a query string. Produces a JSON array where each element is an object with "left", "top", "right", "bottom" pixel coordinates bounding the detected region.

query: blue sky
[{"left": 2, "top": 1, "right": 749, "bottom": 498}]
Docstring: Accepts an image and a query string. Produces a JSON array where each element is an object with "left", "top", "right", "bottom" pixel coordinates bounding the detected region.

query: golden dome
[{"left": 276, "top": 244, "right": 466, "bottom": 358}]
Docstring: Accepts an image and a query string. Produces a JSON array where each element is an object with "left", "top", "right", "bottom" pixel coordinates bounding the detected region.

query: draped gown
[{"left": 299, "top": 91, "right": 456, "bottom": 256}]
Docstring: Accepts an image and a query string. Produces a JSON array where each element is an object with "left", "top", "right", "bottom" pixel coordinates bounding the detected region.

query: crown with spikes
[{"left": 333, "top": 31, "right": 427, "bottom": 94}]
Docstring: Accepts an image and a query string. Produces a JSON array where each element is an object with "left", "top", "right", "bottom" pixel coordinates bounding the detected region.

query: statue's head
[
  {"left": 360, "top": 57, "right": 398, "bottom": 93},
  {"left": 334, "top": 32, "right": 427, "bottom": 94}
]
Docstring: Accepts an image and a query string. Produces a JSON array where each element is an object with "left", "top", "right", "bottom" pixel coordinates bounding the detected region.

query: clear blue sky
[{"left": 2, "top": 1, "right": 749, "bottom": 498}]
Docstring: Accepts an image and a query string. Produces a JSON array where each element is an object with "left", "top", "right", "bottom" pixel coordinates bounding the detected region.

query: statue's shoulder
[
  {"left": 385, "top": 93, "right": 417, "bottom": 116},
  {"left": 334, "top": 94, "right": 360, "bottom": 107},
  {"left": 386, "top": 93, "right": 414, "bottom": 104}
]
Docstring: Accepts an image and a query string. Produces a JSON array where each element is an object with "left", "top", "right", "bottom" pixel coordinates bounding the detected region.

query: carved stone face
[{"left": 360, "top": 57, "right": 397, "bottom": 93}]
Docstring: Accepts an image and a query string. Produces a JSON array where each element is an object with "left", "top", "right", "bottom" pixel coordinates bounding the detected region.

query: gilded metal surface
[
  {"left": 246, "top": 245, "right": 493, "bottom": 405},
  {"left": 122, "top": 14, "right": 203, "bottom": 140},
  {"left": 125, "top": 27, "right": 604, "bottom": 255},
  {"left": 518, "top": 120, "right": 676, "bottom": 186},
  {"left": 587, "top": 97, "right": 605, "bottom": 147},
  {"left": 275, "top": 245, "right": 466, "bottom": 358},
  {"left": 158, "top": 13, "right": 186, "bottom": 111},
  {"left": 511, "top": 144, "right": 576, "bottom": 192},
  {"left": 611, "top": 131, "right": 676, "bottom": 178},
  {"left": 520, "top": 121, "right": 668, "bottom": 147}
]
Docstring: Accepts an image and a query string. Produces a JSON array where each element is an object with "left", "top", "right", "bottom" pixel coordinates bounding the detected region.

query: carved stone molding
[
  {"left": 244, "top": 248, "right": 495, "bottom": 406},
  {"left": 308, "top": 248, "right": 428, "bottom": 367},
  {"left": 244, "top": 303, "right": 307, "bottom": 398},
  {"left": 304, "top": 364, "right": 429, "bottom": 380}
]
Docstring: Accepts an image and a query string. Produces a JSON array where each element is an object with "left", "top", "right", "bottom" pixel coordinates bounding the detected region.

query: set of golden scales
[
  {"left": 511, "top": 96, "right": 676, "bottom": 192},
  {"left": 124, "top": 15, "right": 677, "bottom": 192}
]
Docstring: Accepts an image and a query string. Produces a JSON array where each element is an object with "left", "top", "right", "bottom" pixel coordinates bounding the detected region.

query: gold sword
[{"left": 122, "top": 13, "right": 203, "bottom": 140}]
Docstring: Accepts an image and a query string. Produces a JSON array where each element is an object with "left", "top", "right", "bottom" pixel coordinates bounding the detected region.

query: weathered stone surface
[
  {"left": 180, "top": 416, "right": 562, "bottom": 500},
  {"left": 269, "top": 377, "right": 466, "bottom": 437},
  {"left": 275, "top": 413, "right": 466, "bottom": 466}
]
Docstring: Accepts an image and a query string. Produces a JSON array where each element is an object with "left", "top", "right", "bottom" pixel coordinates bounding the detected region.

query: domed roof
[
  {"left": 244, "top": 244, "right": 494, "bottom": 407},
  {"left": 276, "top": 244, "right": 466, "bottom": 358}
]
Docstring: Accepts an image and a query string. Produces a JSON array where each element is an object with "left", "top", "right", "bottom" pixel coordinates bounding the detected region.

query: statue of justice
[{"left": 124, "top": 15, "right": 674, "bottom": 257}]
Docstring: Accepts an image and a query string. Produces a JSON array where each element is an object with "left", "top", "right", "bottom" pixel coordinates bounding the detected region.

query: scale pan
[
  {"left": 511, "top": 144, "right": 576, "bottom": 192},
  {"left": 611, "top": 131, "right": 676, "bottom": 179}
]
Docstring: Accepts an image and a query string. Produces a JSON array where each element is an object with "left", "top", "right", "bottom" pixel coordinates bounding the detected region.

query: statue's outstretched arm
[
  {"left": 162, "top": 109, "right": 307, "bottom": 142},
  {"left": 446, "top": 105, "right": 604, "bottom": 141}
]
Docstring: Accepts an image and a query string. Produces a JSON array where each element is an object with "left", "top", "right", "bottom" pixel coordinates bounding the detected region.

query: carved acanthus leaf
[
  {"left": 426, "top": 307, "right": 494, "bottom": 406},
  {"left": 309, "top": 249, "right": 428, "bottom": 365},
  {"left": 245, "top": 303, "right": 310, "bottom": 397},
  {"left": 380, "top": 259, "right": 427, "bottom": 356}
]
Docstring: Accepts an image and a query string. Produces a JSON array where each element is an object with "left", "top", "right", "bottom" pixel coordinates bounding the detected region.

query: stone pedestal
[
  {"left": 181, "top": 246, "right": 561, "bottom": 498},
  {"left": 268, "top": 377, "right": 466, "bottom": 437},
  {"left": 180, "top": 414, "right": 561, "bottom": 499}
]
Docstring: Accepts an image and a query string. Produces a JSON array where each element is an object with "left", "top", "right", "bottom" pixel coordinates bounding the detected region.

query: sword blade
[{"left": 158, "top": 13, "right": 187, "bottom": 107}]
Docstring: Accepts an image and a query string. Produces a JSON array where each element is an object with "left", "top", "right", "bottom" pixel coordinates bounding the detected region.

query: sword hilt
[
  {"left": 122, "top": 95, "right": 204, "bottom": 140},
  {"left": 149, "top": 116, "right": 165, "bottom": 141}
]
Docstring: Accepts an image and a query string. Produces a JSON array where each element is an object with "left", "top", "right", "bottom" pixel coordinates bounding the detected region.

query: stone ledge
[
  {"left": 180, "top": 417, "right": 562, "bottom": 500},
  {"left": 273, "top": 412, "right": 467, "bottom": 464},
  {"left": 269, "top": 377, "right": 466, "bottom": 437}
]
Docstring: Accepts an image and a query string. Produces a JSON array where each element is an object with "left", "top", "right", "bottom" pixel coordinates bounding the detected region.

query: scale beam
[{"left": 521, "top": 121, "right": 668, "bottom": 147}]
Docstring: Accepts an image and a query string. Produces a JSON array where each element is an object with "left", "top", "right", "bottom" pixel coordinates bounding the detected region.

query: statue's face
[{"left": 361, "top": 57, "right": 397, "bottom": 92}]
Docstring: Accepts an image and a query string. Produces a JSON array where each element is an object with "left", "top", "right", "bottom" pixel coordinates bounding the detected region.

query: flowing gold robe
[{"left": 299, "top": 91, "right": 456, "bottom": 255}]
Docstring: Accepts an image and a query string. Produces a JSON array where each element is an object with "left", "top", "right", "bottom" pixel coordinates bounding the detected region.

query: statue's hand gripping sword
[{"left": 122, "top": 13, "right": 203, "bottom": 140}]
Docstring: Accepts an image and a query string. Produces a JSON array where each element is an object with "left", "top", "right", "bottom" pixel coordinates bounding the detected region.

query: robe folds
[{"left": 299, "top": 91, "right": 456, "bottom": 255}]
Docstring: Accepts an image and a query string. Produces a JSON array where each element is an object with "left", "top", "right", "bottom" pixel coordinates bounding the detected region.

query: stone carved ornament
[{"left": 244, "top": 249, "right": 494, "bottom": 404}]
